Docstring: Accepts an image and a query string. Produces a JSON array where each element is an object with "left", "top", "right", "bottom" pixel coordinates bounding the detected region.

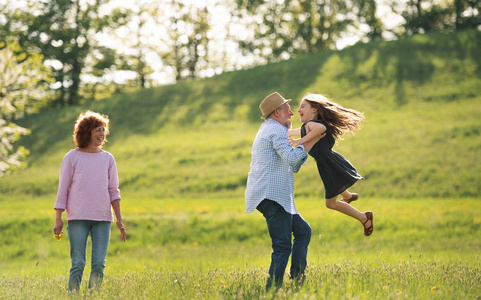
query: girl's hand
[
  {"left": 289, "top": 137, "right": 302, "bottom": 147},
  {"left": 116, "top": 220, "right": 126, "bottom": 242}
]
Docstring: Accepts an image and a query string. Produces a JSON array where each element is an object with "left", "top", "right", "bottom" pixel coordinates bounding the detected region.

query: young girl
[
  {"left": 288, "top": 93, "right": 373, "bottom": 236},
  {"left": 53, "top": 111, "right": 126, "bottom": 292}
]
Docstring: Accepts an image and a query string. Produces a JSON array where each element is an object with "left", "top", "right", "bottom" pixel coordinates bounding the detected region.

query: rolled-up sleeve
[
  {"left": 271, "top": 126, "right": 308, "bottom": 172},
  {"left": 291, "top": 145, "right": 307, "bottom": 174}
]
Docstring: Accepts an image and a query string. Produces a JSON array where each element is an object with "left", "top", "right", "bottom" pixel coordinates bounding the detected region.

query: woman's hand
[
  {"left": 53, "top": 218, "right": 64, "bottom": 235},
  {"left": 111, "top": 199, "right": 126, "bottom": 241},
  {"left": 53, "top": 209, "right": 64, "bottom": 235},
  {"left": 116, "top": 220, "right": 126, "bottom": 242}
]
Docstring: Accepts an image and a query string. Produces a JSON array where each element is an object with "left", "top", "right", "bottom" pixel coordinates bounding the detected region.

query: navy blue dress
[{"left": 301, "top": 120, "right": 363, "bottom": 199}]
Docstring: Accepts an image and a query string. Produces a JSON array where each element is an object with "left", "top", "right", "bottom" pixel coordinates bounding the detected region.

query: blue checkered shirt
[{"left": 245, "top": 119, "right": 308, "bottom": 214}]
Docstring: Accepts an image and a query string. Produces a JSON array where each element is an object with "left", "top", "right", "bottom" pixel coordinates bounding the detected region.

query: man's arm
[{"left": 271, "top": 128, "right": 308, "bottom": 171}]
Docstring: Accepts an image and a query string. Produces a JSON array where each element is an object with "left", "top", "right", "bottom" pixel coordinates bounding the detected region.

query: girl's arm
[
  {"left": 288, "top": 128, "right": 301, "bottom": 137},
  {"left": 290, "top": 122, "right": 326, "bottom": 147}
]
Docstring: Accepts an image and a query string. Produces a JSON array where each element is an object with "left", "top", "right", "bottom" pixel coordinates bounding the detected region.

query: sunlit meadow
[
  {"left": 0, "top": 197, "right": 480, "bottom": 299},
  {"left": 1, "top": 30, "right": 481, "bottom": 298}
]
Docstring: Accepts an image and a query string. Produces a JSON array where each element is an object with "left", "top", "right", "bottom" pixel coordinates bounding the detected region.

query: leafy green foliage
[
  {"left": 234, "top": 0, "right": 363, "bottom": 60},
  {"left": 0, "top": 40, "right": 53, "bottom": 176},
  {"left": 3, "top": 0, "right": 130, "bottom": 106},
  {"left": 388, "top": 0, "right": 481, "bottom": 35}
]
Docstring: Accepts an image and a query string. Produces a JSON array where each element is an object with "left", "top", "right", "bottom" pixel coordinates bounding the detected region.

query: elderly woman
[{"left": 53, "top": 111, "right": 126, "bottom": 292}]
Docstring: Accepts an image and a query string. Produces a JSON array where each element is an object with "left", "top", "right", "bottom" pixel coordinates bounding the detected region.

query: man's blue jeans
[
  {"left": 257, "top": 199, "right": 311, "bottom": 289},
  {"left": 67, "top": 220, "right": 111, "bottom": 292}
]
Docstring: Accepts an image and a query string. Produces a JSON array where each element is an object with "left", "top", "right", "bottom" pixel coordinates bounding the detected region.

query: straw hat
[{"left": 259, "top": 92, "right": 291, "bottom": 119}]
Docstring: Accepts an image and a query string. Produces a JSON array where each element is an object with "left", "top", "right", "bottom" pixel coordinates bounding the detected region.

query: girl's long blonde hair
[{"left": 303, "top": 93, "right": 365, "bottom": 140}]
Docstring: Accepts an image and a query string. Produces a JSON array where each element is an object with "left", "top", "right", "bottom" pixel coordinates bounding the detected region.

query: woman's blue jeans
[
  {"left": 67, "top": 220, "right": 111, "bottom": 292},
  {"left": 257, "top": 199, "right": 311, "bottom": 289}
]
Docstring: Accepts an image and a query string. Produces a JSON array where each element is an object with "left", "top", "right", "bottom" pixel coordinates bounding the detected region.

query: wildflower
[
  {"left": 431, "top": 286, "right": 437, "bottom": 290},
  {"left": 54, "top": 233, "right": 63, "bottom": 241}
]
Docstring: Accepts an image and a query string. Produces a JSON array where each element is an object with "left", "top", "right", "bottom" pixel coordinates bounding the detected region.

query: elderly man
[{"left": 245, "top": 92, "right": 323, "bottom": 290}]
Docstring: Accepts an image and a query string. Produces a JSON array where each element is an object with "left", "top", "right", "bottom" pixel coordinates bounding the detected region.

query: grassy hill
[
  {"left": 1, "top": 30, "right": 481, "bottom": 299},
  {"left": 1, "top": 30, "right": 480, "bottom": 202}
]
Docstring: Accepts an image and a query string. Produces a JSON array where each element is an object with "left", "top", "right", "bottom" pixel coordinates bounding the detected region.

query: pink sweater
[{"left": 54, "top": 149, "right": 121, "bottom": 222}]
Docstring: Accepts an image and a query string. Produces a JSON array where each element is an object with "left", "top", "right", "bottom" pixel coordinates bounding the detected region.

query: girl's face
[
  {"left": 90, "top": 125, "right": 106, "bottom": 147},
  {"left": 298, "top": 100, "right": 317, "bottom": 123}
]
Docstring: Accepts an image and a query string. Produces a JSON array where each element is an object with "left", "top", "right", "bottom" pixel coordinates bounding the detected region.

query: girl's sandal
[
  {"left": 363, "top": 211, "right": 374, "bottom": 236},
  {"left": 341, "top": 193, "right": 358, "bottom": 204}
]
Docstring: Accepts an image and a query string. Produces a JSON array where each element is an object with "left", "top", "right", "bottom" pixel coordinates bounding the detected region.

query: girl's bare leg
[
  {"left": 340, "top": 190, "right": 355, "bottom": 201},
  {"left": 325, "top": 196, "right": 371, "bottom": 228}
]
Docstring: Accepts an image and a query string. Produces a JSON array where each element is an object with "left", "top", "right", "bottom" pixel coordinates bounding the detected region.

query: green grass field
[
  {"left": 1, "top": 197, "right": 480, "bottom": 299},
  {"left": 1, "top": 30, "right": 481, "bottom": 298}
]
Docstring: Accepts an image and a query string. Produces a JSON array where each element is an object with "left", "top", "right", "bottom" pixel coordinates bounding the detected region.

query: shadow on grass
[
  {"left": 336, "top": 29, "right": 481, "bottom": 106},
  {"left": 15, "top": 30, "right": 481, "bottom": 159}
]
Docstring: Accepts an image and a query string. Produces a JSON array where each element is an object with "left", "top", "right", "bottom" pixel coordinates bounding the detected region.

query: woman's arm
[
  {"left": 111, "top": 199, "right": 126, "bottom": 242},
  {"left": 55, "top": 154, "right": 73, "bottom": 211}
]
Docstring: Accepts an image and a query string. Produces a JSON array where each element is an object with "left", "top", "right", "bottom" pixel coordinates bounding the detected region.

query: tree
[
  {"left": 107, "top": 1, "right": 158, "bottom": 88},
  {"left": 453, "top": 0, "right": 481, "bottom": 30},
  {"left": 387, "top": 0, "right": 480, "bottom": 36},
  {"left": 233, "top": 0, "right": 361, "bottom": 62},
  {"left": 0, "top": 40, "right": 53, "bottom": 177},
  {"left": 355, "top": 0, "right": 383, "bottom": 42},
  {"left": 162, "top": 1, "right": 211, "bottom": 82},
  {"left": 2, "top": 0, "right": 129, "bottom": 107}
]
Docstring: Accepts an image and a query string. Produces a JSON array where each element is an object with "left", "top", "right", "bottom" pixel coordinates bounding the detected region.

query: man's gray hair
[{"left": 265, "top": 103, "right": 286, "bottom": 119}]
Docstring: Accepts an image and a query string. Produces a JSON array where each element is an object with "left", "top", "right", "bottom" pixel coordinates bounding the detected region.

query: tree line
[{"left": 0, "top": 0, "right": 480, "bottom": 175}]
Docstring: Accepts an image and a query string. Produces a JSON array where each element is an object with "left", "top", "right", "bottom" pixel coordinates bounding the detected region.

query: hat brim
[{"left": 261, "top": 99, "right": 291, "bottom": 119}]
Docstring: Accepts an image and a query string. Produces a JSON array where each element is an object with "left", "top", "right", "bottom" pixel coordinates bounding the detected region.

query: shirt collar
[{"left": 266, "top": 118, "right": 287, "bottom": 129}]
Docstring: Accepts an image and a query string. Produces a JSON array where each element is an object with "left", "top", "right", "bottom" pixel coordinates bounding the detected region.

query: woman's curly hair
[{"left": 73, "top": 111, "right": 110, "bottom": 148}]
